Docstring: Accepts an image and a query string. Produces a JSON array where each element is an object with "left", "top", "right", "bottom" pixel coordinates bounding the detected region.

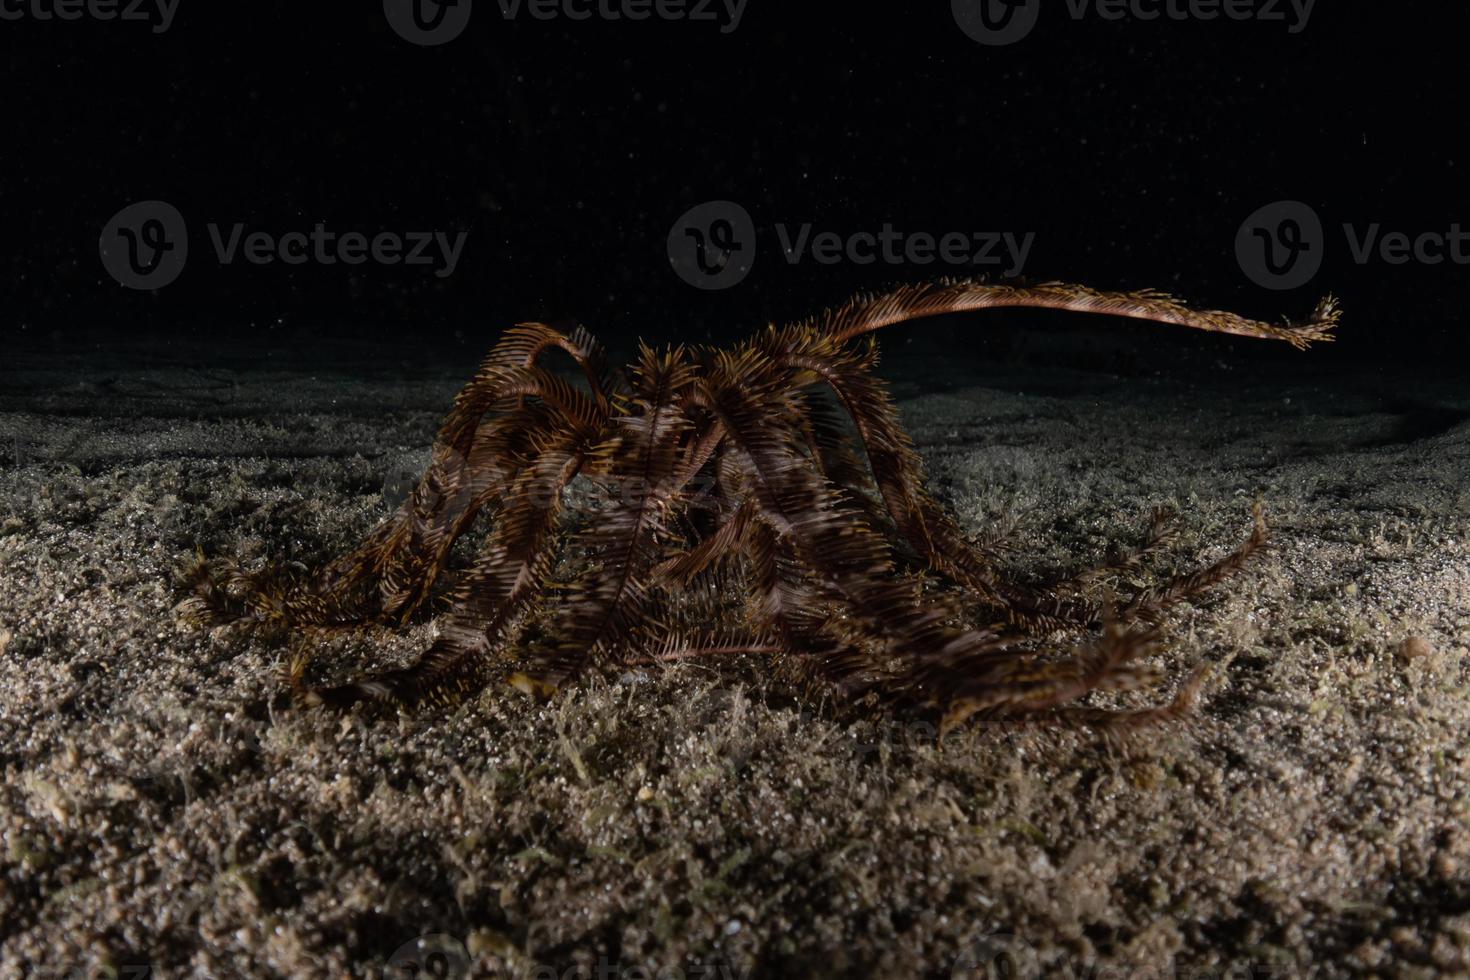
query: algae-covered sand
[{"left": 1, "top": 338, "right": 1468, "bottom": 978}]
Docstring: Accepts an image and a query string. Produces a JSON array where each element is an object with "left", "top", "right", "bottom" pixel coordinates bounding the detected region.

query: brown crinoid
[{"left": 181, "top": 280, "right": 1340, "bottom": 735}]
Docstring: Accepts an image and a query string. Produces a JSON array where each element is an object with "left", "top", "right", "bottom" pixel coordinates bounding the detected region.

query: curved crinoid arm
[
  {"left": 705, "top": 392, "right": 1153, "bottom": 720},
  {"left": 288, "top": 436, "right": 582, "bottom": 711},
  {"left": 761, "top": 329, "right": 1082, "bottom": 631},
  {"left": 901, "top": 489, "right": 1266, "bottom": 662},
  {"left": 790, "top": 388, "right": 893, "bottom": 532},
  {"left": 441, "top": 332, "right": 610, "bottom": 451},
  {"left": 1122, "top": 501, "right": 1272, "bottom": 624},
  {"left": 642, "top": 487, "right": 876, "bottom": 692},
  {"left": 949, "top": 659, "right": 1213, "bottom": 741},
  {"left": 979, "top": 505, "right": 1184, "bottom": 632},
  {"left": 1051, "top": 505, "right": 1182, "bottom": 593},
  {"left": 175, "top": 549, "right": 319, "bottom": 632},
  {"left": 765, "top": 281, "right": 1332, "bottom": 631},
  {"left": 675, "top": 419, "right": 899, "bottom": 690},
  {"left": 307, "top": 359, "right": 605, "bottom": 624},
  {"left": 652, "top": 497, "right": 759, "bottom": 587},
  {"left": 694, "top": 357, "right": 1030, "bottom": 693},
  {"left": 507, "top": 345, "right": 702, "bottom": 695},
  {"left": 694, "top": 342, "right": 1234, "bottom": 734},
  {"left": 287, "top": 326, "right": 621, "bottom": 705},
  {"left": 935, "top": 618, "right": 1167, "bottom": 737},
  {"left": 741, "top": 518, "right": 890, "bottom": 694},
  {"left": 810, "top": 278, "right": 1341, "bottom": 350},
  {"left": 765, "top": 330, "right": 931, "bottom": 548},
  {"left": 486, "top": 321, "right": 616, "bottom": 416},
  {"left": 183, "top": 323, "right": 613, "bottom": 636}
]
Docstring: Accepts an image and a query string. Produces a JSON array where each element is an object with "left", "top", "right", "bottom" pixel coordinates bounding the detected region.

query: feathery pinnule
[{"left": 180, "top": 279, "right": 1336, "bottom": 736}]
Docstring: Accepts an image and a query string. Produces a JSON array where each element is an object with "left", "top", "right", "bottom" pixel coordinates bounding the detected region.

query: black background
[{"left": 3, "top": 1, "right": 1466, "bottom": 367}]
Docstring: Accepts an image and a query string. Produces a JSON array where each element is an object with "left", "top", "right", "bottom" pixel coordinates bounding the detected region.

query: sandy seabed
[{"left": 1, "top": 339, "right": 1468, "bottom": 978}]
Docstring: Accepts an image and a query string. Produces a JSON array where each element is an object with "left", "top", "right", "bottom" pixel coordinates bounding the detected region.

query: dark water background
[{"left": 3, "top": 2, "right": 1466, "bottom": 371}]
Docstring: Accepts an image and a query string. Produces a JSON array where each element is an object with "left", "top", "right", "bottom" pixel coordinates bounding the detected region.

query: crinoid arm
[
  {"left": 506, "top": 345, "right": 701, "bottom": 695},
  {"left": 813, "top": 278, "right": 1340, "bottom": 349},
  {"left": 183, "top": 279, "right": 1337, "bottom": 737},
  {"left": 751, "top": 279, "right": 1329, "bottom": 634}
]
